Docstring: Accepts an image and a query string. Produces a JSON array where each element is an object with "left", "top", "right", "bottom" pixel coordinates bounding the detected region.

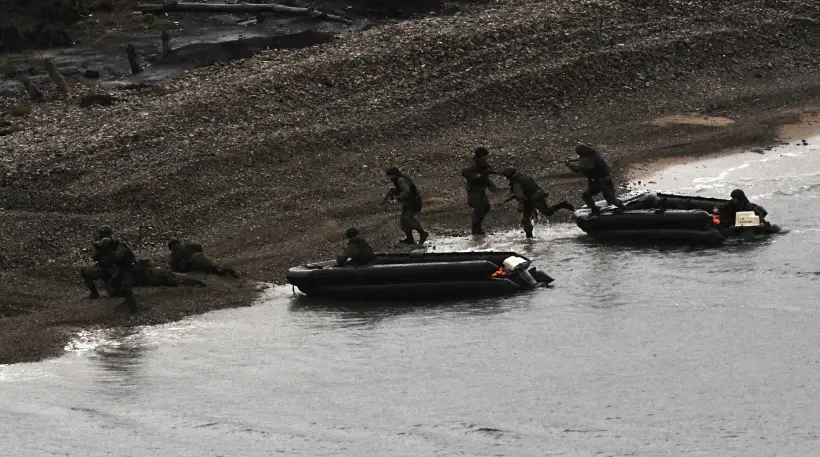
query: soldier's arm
[
  {"left": 337, "top": 244, "right": 358, "bottom": 266},
  {"left": 753, "top": 204, "right": 768, "bottom": 219},
  {"left": 383, "top": 188, "right": 396, "bottom": 203},
  {"left": 567, "top": 157, "right": 594, "bottom": 173},
  {"left": 461, "top": 166, "right": 480, "bottom": 181}
]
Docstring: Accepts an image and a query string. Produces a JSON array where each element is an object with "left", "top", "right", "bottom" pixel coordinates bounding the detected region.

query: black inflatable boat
[
  {"left": 573, "top": 191, "right": 781, "bottom": 246},
  {"left": 286, "top": 251, "right": 554, "bottom": 301}
]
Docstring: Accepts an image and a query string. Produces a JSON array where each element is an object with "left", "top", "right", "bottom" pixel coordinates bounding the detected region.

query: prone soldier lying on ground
[
  {"left": 133, "top": 259, "right": 207, "bottom": 288},
  {"left": 168, "top": 239, "right": 240, "bottom": 278}
]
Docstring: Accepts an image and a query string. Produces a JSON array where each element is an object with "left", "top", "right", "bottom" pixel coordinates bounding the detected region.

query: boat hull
[
  {"left": 286, "top": 251, "right": 553, "bottom": 301},
  {"left": 573, "top": 191, "right": 780, "bottom": 246}
]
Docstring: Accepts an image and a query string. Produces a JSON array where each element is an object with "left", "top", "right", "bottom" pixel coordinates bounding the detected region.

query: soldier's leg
[
  {"left": 522, "top": 203, "right": 535, "bottom": 238},
  {"left": 80, "top": 264, "right": 102, "bottom": 298},
  {"left": 583, "top": 181, "right": 604, "bottom": 214},
  {"left": 406, "top": 208, "right": 429, "bottom": 244},
  {"left": 170, "top": 271, "right": 207, "bottom": 287},
  {"left": 471, "top": 191, "right": 490, "bottom": 234},
  {"left": 399, "top": 207, "right": 415, "bottom": 244},
  {"left": 601, "top": 178, "right": 626, "bottom": 210},
  {"left": 119, "top": 271, "right": 138, "bottom": 313},
  {"left": 536, "top": 197, "right": 575, "bottom": 217}
]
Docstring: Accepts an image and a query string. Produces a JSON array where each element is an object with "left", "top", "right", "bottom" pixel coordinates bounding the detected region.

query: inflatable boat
[
  {"left": 286, "top": 251, "right": 554, "bottom": 301},
  {"left": 573, "top": 191, "right": 781, "bottom": 246}
]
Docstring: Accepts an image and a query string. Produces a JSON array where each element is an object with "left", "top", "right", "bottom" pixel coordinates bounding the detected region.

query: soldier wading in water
[
  {"left": 461, "top": 146, "right": 500, "bottom": 235},
  {"left": 383, "top": 167, "right": 429, "bottom": 244},
  {"left": 500, "top": 167, "right": 575, "bottom": 238}
]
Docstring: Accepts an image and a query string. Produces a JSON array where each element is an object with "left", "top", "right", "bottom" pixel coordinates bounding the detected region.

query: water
[{"left": 2, "top": 139, "right": 820, "bottom": 456}]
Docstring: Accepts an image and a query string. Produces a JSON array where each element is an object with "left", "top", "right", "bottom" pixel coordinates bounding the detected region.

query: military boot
[
  {"left": 418, "top": 230, "right": 429, "bottom": 244},
  {"left": 399, "top": 230, "right": 415, "bottom": 244},
  {"left": 471, "top": 223, "right": 486, "bottom": 236},
  {"left": 123, "top": 294, "right": 138, "bottom": 313}
]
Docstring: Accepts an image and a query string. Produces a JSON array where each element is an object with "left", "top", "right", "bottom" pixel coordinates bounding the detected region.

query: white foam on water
[
  {"left": 61, "top": 283, "right": 288, "bottom": 354},
  {"left": 0, "top": 365, "right": 49, "bottom": 382},
  {"left": 427, "top": 222, "right": 582, "bottom": 254},
  {"left": 639, "top": 138, "right": 820, "bottom": 198}
]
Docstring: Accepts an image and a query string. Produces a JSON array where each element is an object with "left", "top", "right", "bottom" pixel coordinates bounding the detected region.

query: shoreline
[
  {"left": 626, "top": 108, "right": 820, "bottom": 184},
  {"left": 4, "top": 106, "right": 819, "bottom": 366},
  {"left": 3, "top": 0, "right": 820, "bottom": 365}
]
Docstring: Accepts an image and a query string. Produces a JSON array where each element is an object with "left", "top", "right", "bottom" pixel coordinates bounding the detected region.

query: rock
[
  {"left": 79, "top": 93, "right": 116, "bottom": 108},
  {"left": 9, "top": 104, "right": 31, "bottom": 117},
  {"left": 83, "top": 69, "right": 100, "bottom": 79}
]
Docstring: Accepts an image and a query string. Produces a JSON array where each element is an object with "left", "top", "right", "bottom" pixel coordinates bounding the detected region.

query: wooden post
[
  {"left": 126, "top": 44, "right": 142, "bottom": 74},
  {"left": 20, "top": 75, "right": 44, "bottom": 101},
  {"left": 161, "top": 31, "right": 171, "bottom": 57},
  {"left": 43, "top": 58, "right": 69, "bottom": 95}
]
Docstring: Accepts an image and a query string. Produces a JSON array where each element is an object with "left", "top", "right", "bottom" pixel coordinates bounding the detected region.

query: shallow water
[{"left": 2, "top": 139, "right": 820, "bottom": 456}]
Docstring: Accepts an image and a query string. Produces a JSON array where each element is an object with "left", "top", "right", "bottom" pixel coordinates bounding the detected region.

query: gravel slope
[{"left": 2, "top": 0, "right": 820, "bottom": 363}]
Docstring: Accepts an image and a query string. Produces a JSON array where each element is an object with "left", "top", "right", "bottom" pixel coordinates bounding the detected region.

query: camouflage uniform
[
  {"left": 168, "top": 240, "right": 239, "bottom": 278},
  {"left": 80, "top": 225, "right": 118, "bottom": 299},
  {"left": 95, "top": 238, "right": 139, "bottom": 312},
  {"left": 462, "top": 147, "right": 498, "bottom": 235},
  {"left": 336, "top": 227, "right": 376, "bottom": 266},
  {"left": 134, "top": 259, "right": 207, "bottom": 287},
  {"left": 566, "top": 143, "right": 625, "bottom": 214},
  {"left": 384, "top": 167, "right": 429, "bottom": 244},
  {"left": 501, "top": 167, "right": 575, "bottom": 238}
]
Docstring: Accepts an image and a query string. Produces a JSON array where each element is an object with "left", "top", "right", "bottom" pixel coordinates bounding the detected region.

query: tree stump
[
  {"left": 43, "top": 58, "right": 69, "bottom": 95},
  {"left": 127, "top": 44, "right": 142, "bottom": 74},
  {"left": 20, "top": 75, "right": 44, "bottom": 101}
]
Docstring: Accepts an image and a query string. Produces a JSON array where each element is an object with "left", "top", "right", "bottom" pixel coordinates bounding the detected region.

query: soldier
[
  {"left": 134, "top": 259, "right": 207, "bottom": 287},
  {"left": 500, "top": 167, "right": 575, "bottom": 238},
  {"left": 167, "top": 239, "right": 240, "bottom": 278},
  {"left": 80, "top": 225, "right": 119, "bottom": 299},
  {"left": 718, "top": 188, "right": 769, "bottom": 228},
  {"left": 336, "top": 227, "right": 377, "bottom": 266},
  {"left": 96, "top": 237, "right": 139, "bottom": 312},
  {"left": 461, "top": 146, "right": 499, "bottom": 235},
  {"left": 565, "top": 143, "right": 626, "bottom": 214},
  {"left": 383, "top": 166, "right": 430, "bottom": 244}
]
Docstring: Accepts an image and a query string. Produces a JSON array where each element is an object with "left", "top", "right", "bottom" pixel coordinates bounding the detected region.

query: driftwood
[
  {"left": 127, "top": 44, "right": 142, "bottom": 74},
  {"left": 20, "top": 75, "right": 44, "bottom": 101},
  {"left": 161, "top": 31, "right": 172, "bottom": 57},
  {"left": 43, "top": 58, "right": 69, "bottom": 95},
  {"left": 0, "top": 126, "right": 25, "bottom": 136},
  {"left": 134, "top": 2, "right": 353, "bottom": 25},
  {"left": 79, "top": 94, "right": 117, "bottom": 108}
]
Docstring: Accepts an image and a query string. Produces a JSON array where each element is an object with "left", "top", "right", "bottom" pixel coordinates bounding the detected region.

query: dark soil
[{"left": 2, "top": 0, "right": 820, "bottom": 364}]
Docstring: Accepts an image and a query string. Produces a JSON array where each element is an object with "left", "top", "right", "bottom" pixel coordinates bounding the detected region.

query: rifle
[{"left": 382, "top": 188, "right": 396, "bottom": 204}]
